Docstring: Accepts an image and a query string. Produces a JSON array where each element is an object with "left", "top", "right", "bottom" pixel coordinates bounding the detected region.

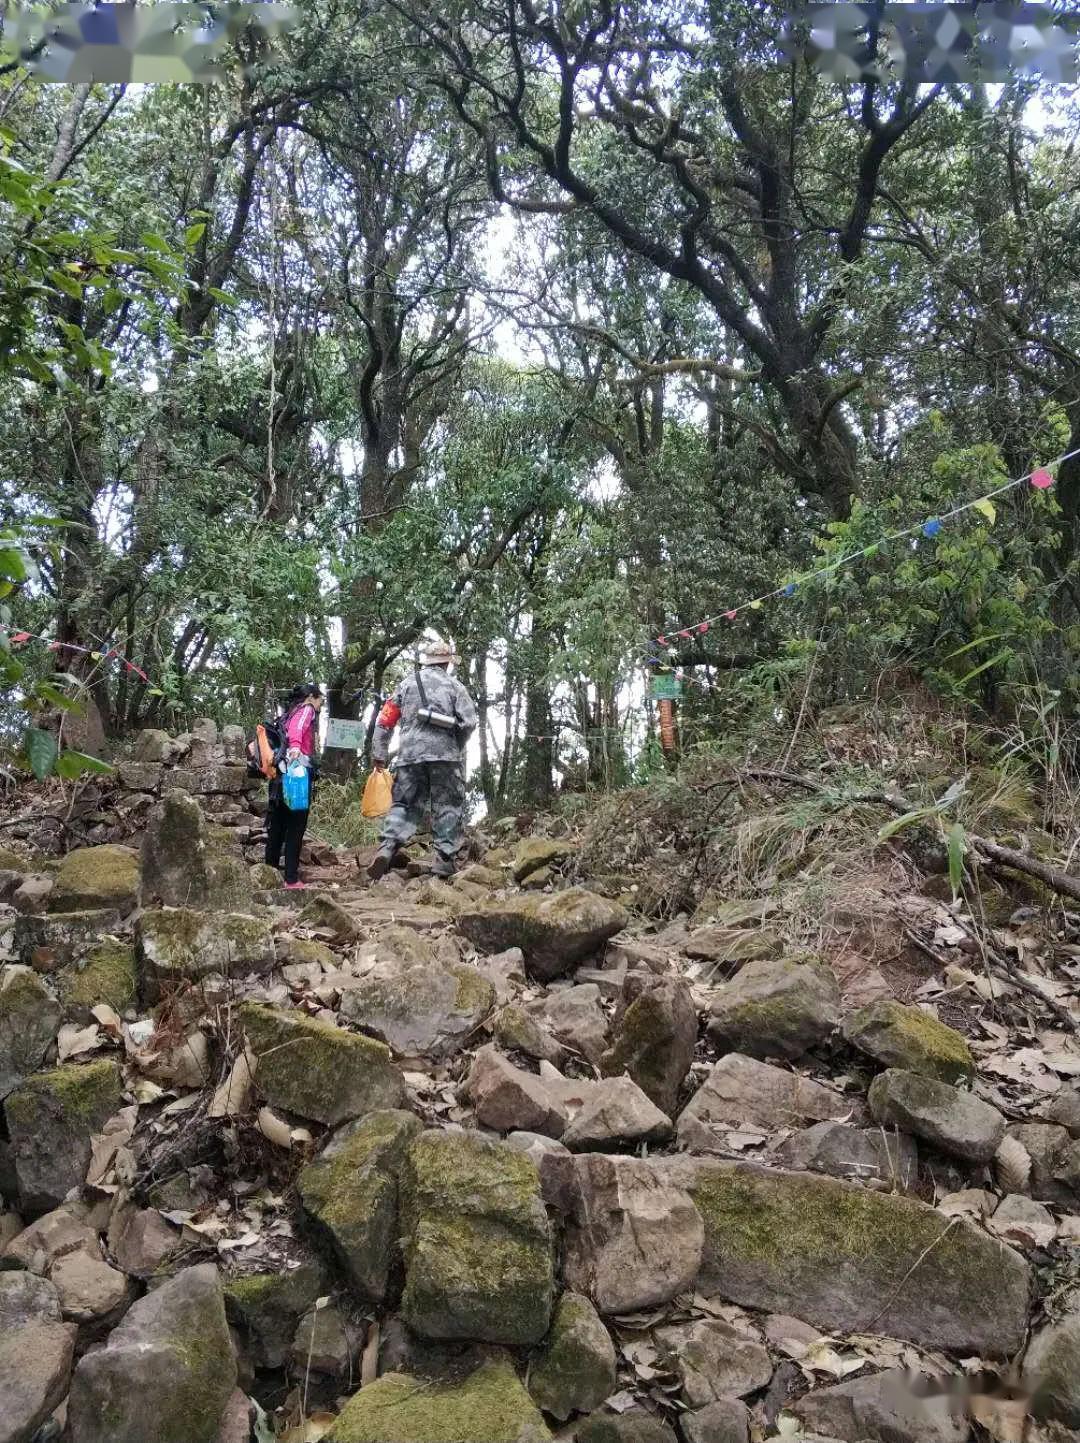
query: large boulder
[
  {"left": 842, "top": 1001, "right": 973, "bottom": 1083},
  {"left": 868, "top": 1068, "right": 1005, "bottom": 1164},
  {"left": 457, "top": 889, "right": 628, "bottom": 982},
  {"left": 529, "top": 1291, "right": 616, "bottom": 1421},
  {"left": 5, "top": 1059, "right": 122, "bottom": 1213},
  {"left": 667, "top": 1157, "right": 1030, "bottom": 1356},
  {"left": 326, "top": 1353, "right": 552, "bottom": 1443},
  {"left": 170, "top": 763, "right": 253, "bottom": 795},
  {"left": 67, "top": 1263, "right": 237, "bottom": 1443},
  {"left": 339, "top": 961, "right": 495, "bottom": 1058},
  {"left": 791, "top": 1370, "right": 969, "bottom": 1443},
  {"left": 298, "top": 1110, "right": 421, "bottom": 1301},
  {"left": 563, "top": 1153, "right": 704, "bottom": 1315},
  {"left": 132, "top": 728, "right": 175, "bottom": 763},
  {"left": 0, "top": 1271, "right": 76, "bottom": 1443},
  {"left": 677, "top": 1054, "right": 855, "bottom": 1151},
  {"left": 601, "top": 973, "right": 697, "bottom": 1116},
  {"left": 49, "top": 845, "right": 139, "bottom": 914},
  {"left": 140, "top": 790, "right": 252, "bottom": 910},
  {"left": 136, "top": 909, "right": 275, "bottom": 1001},
  {"left": 0, "top": 965, "right": 61, "bottom": 1099},
  {"left": 242, "top": 1003, "right": 405, "bottom": 1127},
  {"left": 706, "top": 955, "right": 840, "bottom": 1060},
  {"left": 400, "top": 1129, "right": 554, "bottom": 1344},
  {"left": 1023, "top": 1315, "right": 1080, "bottom": 1427},
  {"left": 223, "top": 1261, "right": 326, "bottom": 1369}
]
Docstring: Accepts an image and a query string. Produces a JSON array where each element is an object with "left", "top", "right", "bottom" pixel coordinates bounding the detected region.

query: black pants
[{"left": 265, "top": 790, "right": 310, "bottom": 883}]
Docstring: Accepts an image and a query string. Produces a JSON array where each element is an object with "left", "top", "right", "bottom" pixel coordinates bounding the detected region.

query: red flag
[
  {"left": 1030, "top": 468, "right": 1054, "bottom": 489},
  {"left": 9, "top": 631, "right": 31, "bottom": 645},
  {"left": 724, "top": 610, "right": 738, "bottom": 620},
  {"left": 697, "top": 622, "right": 709, "bottom": 634}
]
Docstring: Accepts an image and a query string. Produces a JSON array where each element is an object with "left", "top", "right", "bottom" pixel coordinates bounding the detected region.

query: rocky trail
[{"left": 3, "top": 724, "right": 1080, "bottom": 1442}]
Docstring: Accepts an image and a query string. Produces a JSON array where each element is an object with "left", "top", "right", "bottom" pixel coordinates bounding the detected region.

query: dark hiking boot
[{"left": 367, "top": 848, "right": 395, "bottom": 882}]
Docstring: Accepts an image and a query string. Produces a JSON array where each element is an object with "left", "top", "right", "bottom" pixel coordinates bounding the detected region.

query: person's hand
[
  {"left": 286, "top": 746, "right": 301, "bottom": 761},
  {"left": 373, "top": 759, "right": 386, "bottom": 772}
]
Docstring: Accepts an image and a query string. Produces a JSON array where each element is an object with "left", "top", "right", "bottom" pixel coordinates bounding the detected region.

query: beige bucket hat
[{"left": 420, "top": 640, "right": 460, "bottom": 666}]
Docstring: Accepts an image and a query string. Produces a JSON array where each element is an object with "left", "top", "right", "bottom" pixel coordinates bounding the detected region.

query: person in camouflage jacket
[{"left": 367, "top": 640, "right": 477, "bottom": 880}]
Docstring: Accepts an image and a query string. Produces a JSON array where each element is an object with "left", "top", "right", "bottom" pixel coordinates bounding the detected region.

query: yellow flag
[
  {"left": 750, "top": 599, "right": 763, "bottom": 610},
  {"left": 973, "top": 497, "right": 996, "bottom": 525}
]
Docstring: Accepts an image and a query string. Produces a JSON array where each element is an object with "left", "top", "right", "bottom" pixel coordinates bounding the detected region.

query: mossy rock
[
  {"left": 575, "top": 1410, "right": 676, "bottom": 1443},
  {"left": 249, "top": 863, "right": 283, "bottom": 889},
  {"left": 327, "top": 1353, "right": 552, "bottom": 1442},
  {"left": 512, "top": 838, "right": 574, "bottom": 883},
  {"left": 59, "top": 941, "right": 137, "bottom": 1021},
  {"left": 278, "top": 936, "right": 339, "bottom": 970},
  {"left": 456, "top": 889, "right": 628, "bottom": 983},
  {"left": 299, "top": 894, "right": 361, "bottom": 941},
  {"left": 529, "top": 1291, "right": 616, "bottom": 1421},
  {"left": 600, "top": 976, "right": 697, "bottom": 1117},
  {"left": 241, "top": 1003, "right": 405, "bottom": 1126},
  {"left": 706, "top": 955, "right": 840, "bottom": 1062},
  {"left": 0, "top": 964, "right": 61, "bottom": 1099},
  {"left": 342, "top": 962, "right": 494, "bottom": 1058},
  {"left": 49, "top": 845, "right": 139, "bottom": 914},
  {"left": 136, "top": 908, "right": 275, "bottom": 1002},
  {"left": 298, "top": 1110, "right": 421, "bottom": 1301},
  {"left": 0, "top": 846, "right": 28, "bottom": 873},
  {"left": 224, "top": 1261, "right": 326, "bottom": 1369},
  {"left": 66, "top": 1262, "right": 236, "bottom": 1443},
  {"left": 842, "top": 1000, "right": 973, "bottom": 1083},
  {"left": 140, "top": 789, "right": 252, "bottom": 911},
  {"left": 400, "top": 1130, "right": 554, "bottom": 1345},
  {"left": 5, "top": 1058, "right": 123, "bottom": 1213},
  {"left": 15, "top": 909, "right": 122, "bottom": 972},
  {"left": 1024, "top": 1316, "right": 1080, "bottom": 1427},
  {"left": 378, "top": 925, "right": 437, "bottom": 966},
  {"left": 457, "top": 864, "right": 504, "bottom": 890},
  {"left": 670, "top": 1157, "right": 1030, "bottom": 1357}
]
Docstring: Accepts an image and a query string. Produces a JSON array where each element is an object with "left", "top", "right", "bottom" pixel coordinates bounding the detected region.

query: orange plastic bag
[{"left": 361, "top": 768, "right": 393, "bottom": 818}]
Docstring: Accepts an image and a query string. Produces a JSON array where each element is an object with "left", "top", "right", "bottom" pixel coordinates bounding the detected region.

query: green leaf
[
  {"left": 25, "top": 726, "right": 58, "bottom": 780},
  {"left": 33, "top": 680, "right": 84, "bottom": 714},
  {"left": 55, "top": 750, "right": 113, "bottom": 779},
  {"left": 877, "top": 807, "right": 937, "bottom": 841},
  {"left": 947, "top": 822, "right": 967, "bottom": 898},
  {"left": 139, "top": 232, "right": 173, "bottom": 253},
  {"left": 207, "top": 286, "right": 238, "bottom": 307},
  {"left": 941, "top": 632, "right": 1011, "bottom": 661},
  {"left": 0, "top": 546, "right": 27, "bottom": 582},
  {"left": 185, "top": 222, "right": 206, "bottom": 247},
  {"left": 958, "top": 648, "right": 1013, "bottom": 686}
]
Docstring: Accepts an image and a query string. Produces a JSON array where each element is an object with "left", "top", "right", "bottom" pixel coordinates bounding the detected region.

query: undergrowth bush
[{"left": 308, "top": 780, "right": 382, "bottom": 850}]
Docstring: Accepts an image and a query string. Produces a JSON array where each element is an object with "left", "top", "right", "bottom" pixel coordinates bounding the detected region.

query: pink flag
[
  {"left": 724, "top": 610, "right": 738, "bottom": 620},
  {"left": 1030, "top": 468, "right": 1054, "bottom": 489}
]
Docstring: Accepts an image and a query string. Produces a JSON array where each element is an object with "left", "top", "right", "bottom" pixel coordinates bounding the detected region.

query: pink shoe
[{"left": 284, "top": 881, "right": 308, "bottom": 890}]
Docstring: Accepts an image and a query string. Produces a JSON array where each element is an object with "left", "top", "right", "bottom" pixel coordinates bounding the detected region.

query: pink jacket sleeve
[{"left": 285, "top": 704, "right": 315, "bottom": 757}]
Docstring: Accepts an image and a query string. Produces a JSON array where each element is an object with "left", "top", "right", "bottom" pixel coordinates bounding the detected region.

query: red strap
[{"left": 377, "top": 698, "right": 401, "bottom": 729}]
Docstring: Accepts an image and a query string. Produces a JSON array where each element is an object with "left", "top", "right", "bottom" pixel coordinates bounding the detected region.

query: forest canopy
[{"left": 3, "top": 0, "right": 1080, "bottom": 808}]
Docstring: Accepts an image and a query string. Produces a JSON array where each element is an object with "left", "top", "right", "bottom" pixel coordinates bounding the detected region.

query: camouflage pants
[{"left": 380, "top": 761, "right": 466, "bottom": 868}]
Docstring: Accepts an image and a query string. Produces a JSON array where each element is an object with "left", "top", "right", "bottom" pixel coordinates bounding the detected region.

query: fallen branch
[{"left": 732, "top": 768, "right": 1080, "bottom": 909}]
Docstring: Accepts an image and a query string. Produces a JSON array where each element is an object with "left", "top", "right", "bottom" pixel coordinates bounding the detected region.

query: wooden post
[{"left": 658, "top": 698, "right": 678, "bottom": 754}]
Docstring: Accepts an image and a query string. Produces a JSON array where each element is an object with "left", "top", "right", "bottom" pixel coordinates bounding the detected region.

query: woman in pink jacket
[{"left": 265, "top": 683, "right": 322, "bottom": 888}]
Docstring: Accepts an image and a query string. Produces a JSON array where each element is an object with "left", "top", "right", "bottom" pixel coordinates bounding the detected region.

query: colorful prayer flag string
[{"left": 648, "top": 446, "right": 1078, "bottom": 649}]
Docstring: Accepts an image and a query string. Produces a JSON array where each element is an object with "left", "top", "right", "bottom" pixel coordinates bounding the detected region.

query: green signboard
[{"left": 650, "top": 674, "right": 683, "bottom": 700}]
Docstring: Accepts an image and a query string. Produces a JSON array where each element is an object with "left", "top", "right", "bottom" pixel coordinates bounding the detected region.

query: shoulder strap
[{"left": 413, "top": 665, "right": 430, "bottom": 709}]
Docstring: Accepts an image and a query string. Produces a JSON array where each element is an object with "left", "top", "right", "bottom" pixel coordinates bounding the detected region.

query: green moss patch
[
  {"left": 59, "top": 940, "right": 137, "bottom": 1019},
  {"left": 842, "top": 999, "right": 973, "bottom": 1082},
  {"left": 328, "top": 1354, "right": 552, "bottom": 1442}
]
